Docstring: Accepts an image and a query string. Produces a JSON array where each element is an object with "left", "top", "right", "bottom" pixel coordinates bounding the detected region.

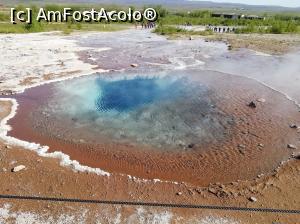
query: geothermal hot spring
[{"left": 8, "top": 70, "right": 300, "bottom": 185}]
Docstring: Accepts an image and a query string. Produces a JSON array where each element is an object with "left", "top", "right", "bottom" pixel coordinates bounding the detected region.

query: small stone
[
  {"left": 287, "top": 144, "right": 297, "bottom": 149},
  {"left": 12, "top": 165, "right": 26, "bottom": 172},
  {"left": 130, "top": 64, "right": 138, "bottom": 68},
  {"left": 289, "top": 124, "right": 298, "bottom": 129},
  {"left": 5, "top": 145, "right": 11, "bottom": 149},
  {"left": 257, "top": 98, "right": 266, "bottom": 103},
  {"left": 238, "top": 144, "right": 246, "bottom": 149},
  {"left": 189, "top": 36, "right": 193, "bottom": 40},
  {"left": 249, "top": 196, "right": 257, "bottom": 202},
  {"left": 2, "top": 168, "right": 7, "bottom": 172},
  {"left": 79, "top": 139, "right": 85, "bottom": 143},
  {"left": 208, "top": 188, "right": 217, "bottom": 194},
  {"left": 258, "top": 143, "right": 264, "bottom": 148},
  {"left": 248, "top": 101, "right": 256, "bottom": 108},
  {"left": 188, "top": 143, "right": 195, "bottom": 149},
  {"left": 228, "top": 45, "right": 233, "bottom": 50},
  {"left": 176, "top": 192, "right": 183, "bottom": 196},
  {"left": 257, "top": 174, "right": 264, "bottom": 178},
  {"left": 291, "top": 152, "right": 300, "bottom": 159}
]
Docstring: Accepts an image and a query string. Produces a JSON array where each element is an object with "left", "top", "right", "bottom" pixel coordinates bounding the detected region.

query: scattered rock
[
  {"left": 10, "top": 160, "right": 17, "bottom": 165},
  {"left": 188, "top": 189, "right": 194, "bottom": 196},
  {"left": 11, "top": 165, "right": 26, "bottom": 172},
  {"left": 248, "top": 101, "right": 257, "bottom": 108},
  {"left": 0, "top": 90, "right": 15, "bottom": 96},
  {"left": 249, "top": 196, "right": 257, "bottom": 202},
  {"left": 176, "top": 192, "right": 183, "bottom": 196},
  {"left": 239, "top": 150, "right": 245, "bottom": 155},
  {"left": 258, "top": 143, "right": 264, "bottom": 148},
  {"left": 289, "top": 124, "right": 298, "bottom": 129},
  {"left": 257, "top": 174, "right": 264, "bottom": 178},
  {"left": 238, "top": 144, "right": 246, "bottom": 149},
  {"left": 5, "top": 145, "right": 11, "bottom": 149},
  {"left": 257, "top": 98, "right": 266, "bottom": 103},
  {"left": 238, "top": 144, "right": 246, "bottom": 154},
  {"left": 228, "top": 45, "right": 233, "bottom": 50},
  {"left": 2, "top": 168, "right": 7, "bottom": 172},
  {"left": 208, "top": 188, "right": 217, "bottom": 194},
  {"left": 287, "top": 144, "right": 297, "bottom": 149},
  {"left": 291, "top": 153, "right": 300, "bottom": 160},
  {"left": 189, "top": 36, "right": 193, "bottom": 40},
  {"left": 188, "top": 143, "right": 195, "bottom": 149},
  {"left": 130, "top": 64, "right": 138, "bottom": 68}
]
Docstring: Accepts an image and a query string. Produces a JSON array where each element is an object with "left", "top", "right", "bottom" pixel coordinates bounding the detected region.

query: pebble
[
  {"left": 257, "top": 98, "right": 266, "bottom": 103},
  {"left": 130, "top": 64, "right": 138, "bottom": 68},
  {"left": 239, "top": 150, "right": 245, "bottom": 155},
  {"left": 289, "top": 124, "right": 298, "bottom": 129},
  {"left": 249, "top": 196, "right": 257, "bottom": 202},
  {"left": 238, "top": 144, "right": 246, "bottom": 149},
  {"left": 176, "top": 192, "right": 183, "bottom": 196},
  {"left": 292, "top": 153, "right": 300, "bottom": 160},
  {"left": 5, "top": 145, "right": 11, "bottom": 149},
  {"left": 248, "top": 101, "right": 257, "bottom": 108},
  {"left": 258, "top": 143, "right": 264, "bottom": 148},
  {"left": 79, "top": 139, "right": 85, "bottom": 143},
  {"left": 2, "top": 168, "right": 7, "bottom": 172},
  {"left": 188, "top": 143, "right": 195, "bottom": 149},
  {"left": 287, "top": 144, "right": 297, "bottom": 149},
  {"left": 12, "top": 165, "right": 26, "bottom": 172}
]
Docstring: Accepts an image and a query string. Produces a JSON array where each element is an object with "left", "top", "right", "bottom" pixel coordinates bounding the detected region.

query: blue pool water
[
  {"left": 96, "top": 77, "right": 187, "bottom": 113},
  {"left": 42, "top": 72, "right": 232, "bottom": 149}
]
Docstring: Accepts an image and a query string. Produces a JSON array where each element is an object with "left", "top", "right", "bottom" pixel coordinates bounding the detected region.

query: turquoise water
[
  {"left": 95, "top": 77, "right": 184, "bottom": 113},
  {"left": 41, "top": 72, "right": 232, "bottom": 149}
]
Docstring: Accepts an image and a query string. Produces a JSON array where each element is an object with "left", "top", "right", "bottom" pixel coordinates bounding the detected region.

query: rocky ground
[
  {"left": 205, "top": 33, "right": 300, "bottom": 55},
  {"left": 0, "top": 29, "right": 300, "bottom": 223}
]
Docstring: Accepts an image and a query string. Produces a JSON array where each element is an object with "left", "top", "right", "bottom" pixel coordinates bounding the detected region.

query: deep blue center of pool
[{"left": 95, "top": 77, "right": 184, "bottom": 112}]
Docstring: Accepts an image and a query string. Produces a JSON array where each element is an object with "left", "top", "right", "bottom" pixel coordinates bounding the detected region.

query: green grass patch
[{"left": 0, "top": 21, "right": 130, "bottom": 34}]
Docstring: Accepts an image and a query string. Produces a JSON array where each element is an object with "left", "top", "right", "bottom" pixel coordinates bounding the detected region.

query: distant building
[
  {"left": 244, "top": 15, "right": 266, "bottom": 20},
  {"left": 212, "top": 13, "right": 241, "bottom": 19},
  {"left": 212, "top": 12, "right": 265, "bottom": 20}
]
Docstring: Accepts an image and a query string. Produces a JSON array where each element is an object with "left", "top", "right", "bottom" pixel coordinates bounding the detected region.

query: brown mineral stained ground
[
  {"left": 0, "top": 101, "right": 299, "bottom": 223},
  {"left": 1, "top": 30, "right": 300, "bottom": 223},
  {"left": 7, "top": 70, "right": 300, "bottom": 186}
]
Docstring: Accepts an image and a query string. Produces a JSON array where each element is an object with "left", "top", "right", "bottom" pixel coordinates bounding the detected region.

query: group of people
[
  {"left": 135, "top": 22, "right": 156, "bottom": 29},
  {"left": 206, "top": 25, "right": 236, "bottom": 33}
]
